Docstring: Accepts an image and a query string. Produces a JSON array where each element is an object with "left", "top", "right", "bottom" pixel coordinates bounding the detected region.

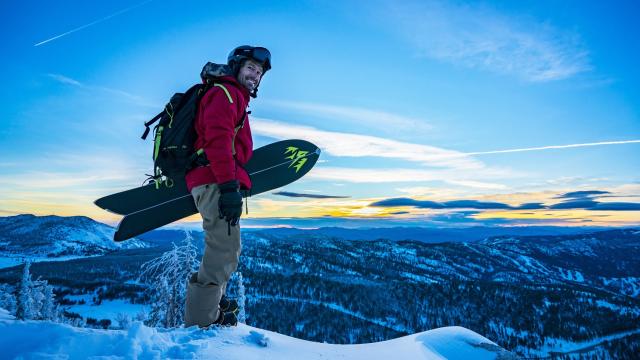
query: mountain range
[{"left": 0, "top": 214, "right": 148, "bottom": 258}]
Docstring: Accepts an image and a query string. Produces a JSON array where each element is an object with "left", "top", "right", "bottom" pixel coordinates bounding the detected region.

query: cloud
[
  {"left": 0, "top": 170, "right": 133, "bottom": 190},
  {"left": 427, "top": 211, "right": 482, "bottom": 224},
  {"left": 589, "top": 203, "right": 640, "bottom": 211},
  {"left": 47, "top": 73, "right": 157, "bottom": 108},
  {"left": 370, "top": 197, "right": 515, "bottom": 210},
  {"left": 446, "top": 180, "right": 508, "bottom": 190},
  {"left": 0, "top": 150, "right": 145, "bottom": 193},
  {"left": 549, "top": 200, "right": 600, "bottom": 210},
  {"left": 262, "top": 99, "right": 433, "bottom": 135},
  {"left": 549, "top": 200, "right": 640, "bottom": 211},
  {"left": 370, "top": 193, "right": 640, "bottom": 212},
  {"left": 253, "top": 116, "right": 523, "bottom": 185},
  {"left": 273, "top": 191, "right": 350, "bottom": 199},
  {"left": 380, "top": 0, "right": 591, "bottom": 81},
  {"left": 517, "top": 203, "right": 546, "bottom": 210},
  {"left": 549, "top": 189, "right": 640, "bottom": 210},
  {"left": 308, "top": 166, "right": 519, "bottom": 184},
  {"left": 253, "top": 118, "right": 639, "bottom": 177},
  {"left": 252, "top": 117, "right": 488, "bottom": 171},
  {"left": 556, "top": 190, "right": 610, "bottom": 200},
  {"left": 371, "top": 198, "right": 444, "bottom": 209},
  {"left": 444, "top": 200, "right": 514, "bottom": 210}
]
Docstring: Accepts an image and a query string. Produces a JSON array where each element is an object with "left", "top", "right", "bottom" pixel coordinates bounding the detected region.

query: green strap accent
[
  {"left": 166, "top": 103, "right": 175, "bottom": 128},
  {"left": 153, "top": 176, "right": 174, "bottom": 190},
  {"left": 197, "top": 148, "right": 204, "bottom": 156},
  {"left": 154, "top": 126, "right": 164, "bottom": 160},
  {"left": 214, "top": 83, "right": 233, "bottom": 104}
]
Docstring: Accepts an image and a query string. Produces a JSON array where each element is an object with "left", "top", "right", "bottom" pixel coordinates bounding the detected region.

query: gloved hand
[{"left": 218, "top": 180, "right": 243, "bottom": 227}]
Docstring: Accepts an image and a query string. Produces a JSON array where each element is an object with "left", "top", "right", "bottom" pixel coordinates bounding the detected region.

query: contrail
[
  {"left": 34, "top": 0, "right": 153, "bottom": 47},
  {"left": 463, "top": 139, "right": 640, "bottom": 156}
]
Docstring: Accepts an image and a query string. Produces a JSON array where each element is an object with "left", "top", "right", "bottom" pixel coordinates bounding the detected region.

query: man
[{"left": 184, "top": 45, "right": 271, "bottom": 327}]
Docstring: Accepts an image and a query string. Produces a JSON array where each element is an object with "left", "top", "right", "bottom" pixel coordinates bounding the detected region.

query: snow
[
  {"left": 558, "top": 268, "right": 585, "bottom": 283},
  {"left": 0, "top": 257, "right": 23, "bottom": 269},
  {"left": 596, "top": 300, "right": 619, "bottom": 311},
  {"left": 595, "top": 300, "right": 640, "bottom": 316},
  {"left": 67, "top": 299, "right": 146, "bottom": 322},
  {"left": 530, "top": 328, "right": 640, "bottom": 357},
  {"left": 0, "top": 308, "right": 13, "bottom": 321},
  {"left": 0, "top": 316, "right": 509, "bottom": 360},
  {"left": 401, "top": 271, "right": 438, "bottom": 284},
  {"left": 0, "top": 254, "right": 102, "bottom": 269},
  {"left": 599, "top": 276, "right": 640, "bottom": 297}
]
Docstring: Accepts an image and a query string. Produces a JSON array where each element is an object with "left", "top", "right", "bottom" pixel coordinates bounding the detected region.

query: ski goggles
[{"left": 235, "top": 47, "right": 271, "bottom": 71}]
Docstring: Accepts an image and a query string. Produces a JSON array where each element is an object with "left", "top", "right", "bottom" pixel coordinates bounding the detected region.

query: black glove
[{"left": 218, "top": 180, "right": 243, "bottom": 228}]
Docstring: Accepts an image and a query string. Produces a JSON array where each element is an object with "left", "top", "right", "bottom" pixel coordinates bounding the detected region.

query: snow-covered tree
[
  {"left": 139, "top": 230, "right": 199, "bottom": 328},
  {"left": 39, "top": 282, "right": 59, "bottom": 321},
  {"left": 134, "top": 310, "right": 147, "bottom": 322},
  {"left": 62, "top": 310, "right": 85, "bottom": 327},
  {"left": 15, "top": 261, "right": 35, "bottom": 320},
  {"left": 14, "top": 262, "right": 60, "bottom": 322},
  {"left": 233, "top": 272, "right": 247, "bottom": 323},
  {"left": 0, "top": 284, "right": 17, "bottom": 315},
  {"left": 115, "top": 312, "right": 132, "bottom": 330},
  {"left": 31, "top": 279, "right": 46, "bottom": 320}
]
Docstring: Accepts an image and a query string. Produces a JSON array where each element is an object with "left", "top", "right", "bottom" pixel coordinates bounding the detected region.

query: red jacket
[{"left": 185, "top": 76, "right": 253, "bottom": 192}]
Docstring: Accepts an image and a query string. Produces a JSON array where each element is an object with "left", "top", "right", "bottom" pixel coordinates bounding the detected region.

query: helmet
[{"left": 227, "top": 45, "right": 272, "bottom": 74}]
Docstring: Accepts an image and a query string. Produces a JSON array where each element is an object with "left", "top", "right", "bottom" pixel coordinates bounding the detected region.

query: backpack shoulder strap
[
  {"left": 230, "top": 109, "right": 248, "bottom": 156},
  {"left": 212, "top": 83, "right": 233, "bottom": 104}
]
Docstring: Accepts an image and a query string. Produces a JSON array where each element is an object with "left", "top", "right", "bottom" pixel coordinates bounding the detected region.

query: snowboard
[{"left": 95, "top": 139, "right": 321, "bottom": 241}]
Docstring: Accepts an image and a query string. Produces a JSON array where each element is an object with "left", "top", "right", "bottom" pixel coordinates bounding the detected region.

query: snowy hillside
[
  {"left": 0, "top": 214, "right": 148, "bottom": 260},
  {"left": 0, "top": 316, "right": 513, "bottom": 360}
]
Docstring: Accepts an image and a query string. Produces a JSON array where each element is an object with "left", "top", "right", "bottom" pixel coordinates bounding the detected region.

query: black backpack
[
  {"left": 141, "top": 83, "right": 210, "bottom": 186},
  {"left": 141, "top": 63, "right": 248, "bottom": 187}
]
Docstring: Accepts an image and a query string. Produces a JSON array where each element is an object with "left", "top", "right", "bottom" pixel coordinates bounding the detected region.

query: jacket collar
[{"left": 200, "top": 62, "right": 251, "bottom": 101}]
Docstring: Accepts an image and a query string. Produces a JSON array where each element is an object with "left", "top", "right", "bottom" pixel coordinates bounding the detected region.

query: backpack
[{"left": 141, "top": 63, "right": 246, "bottom": 187}]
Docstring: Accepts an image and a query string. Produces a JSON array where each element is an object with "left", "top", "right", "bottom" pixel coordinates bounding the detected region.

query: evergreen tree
[
  {"left": 0, "top": 284, "right": 17, "bottom": 315},
  {"left": 61, "top": 310, "right": 85, "bottom": 327},
  {"left": 31, "top": 279, "right": 46, "bottom": 320},
  {"left": 13, "top": 262, "right": 59, "bottom": 322},
  {"left": 15, "top": 261, "right": 35, "bottom": 320},
  {"left": 134, "top": 310, "right": 147, "bottom": 322},
  {"left": 139, "top": 230, "right": 199, "bottom": 328},
  {"left": 235, "top": 272, "right": 247, "bottom": 323},
  {"left": 40, "top": 282, "right": 59, "bottom": 321},
  {"left": 115, "top": 312, "right": 132, "bottom": 330}
]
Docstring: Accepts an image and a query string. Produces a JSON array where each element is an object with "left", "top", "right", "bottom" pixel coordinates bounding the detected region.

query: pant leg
[{"left": 184, "top": 183, "right": 242, "bottom": 327}]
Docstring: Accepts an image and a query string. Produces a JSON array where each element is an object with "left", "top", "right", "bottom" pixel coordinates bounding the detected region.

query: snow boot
[
  {"left": 219, "top": 295, "right": 239, "bottom": 315},
  {"left": 212, "top": 310, "right": 238, "bottom": 327}
]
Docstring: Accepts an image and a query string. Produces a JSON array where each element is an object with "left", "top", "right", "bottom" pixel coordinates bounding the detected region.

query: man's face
[{"left": 237, "top": 59, "right": 264, "bottom": 93}]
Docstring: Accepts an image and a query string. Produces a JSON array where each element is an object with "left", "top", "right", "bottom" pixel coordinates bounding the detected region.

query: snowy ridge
[
  {"left": 0, "top": 317, "right": 513, "bottom": 360},
  {"left": 530, "top": 328, "right": 640, "bottom": 357},
  {"left": 0, "top": 214, "right": 148, "bottom": 259}
]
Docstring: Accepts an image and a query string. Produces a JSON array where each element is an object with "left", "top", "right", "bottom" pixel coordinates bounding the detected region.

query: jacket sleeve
[{"left": 198, "top": 87, "right": 239, "bottom": 184}]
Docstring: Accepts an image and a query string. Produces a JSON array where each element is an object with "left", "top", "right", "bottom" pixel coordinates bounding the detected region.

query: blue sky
[{"left": 1, "top": 0, "right": 639, "bottom": 228}]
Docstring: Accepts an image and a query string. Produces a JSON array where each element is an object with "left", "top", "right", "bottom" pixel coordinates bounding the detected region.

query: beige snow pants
[{"left": 184, "top": 183, "right": 241, "bottom": 327}]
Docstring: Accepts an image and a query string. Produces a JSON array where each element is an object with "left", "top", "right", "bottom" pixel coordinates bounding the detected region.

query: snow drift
[{"left": 0, "top": 315, "right": 513, "bottom": 359}]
